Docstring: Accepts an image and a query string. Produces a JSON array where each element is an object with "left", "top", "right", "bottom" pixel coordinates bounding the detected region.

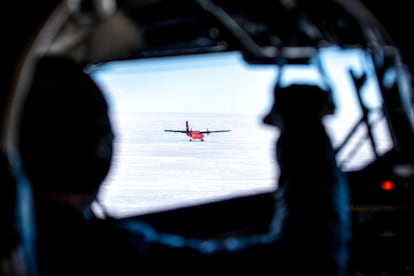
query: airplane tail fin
[{"left": 186, "top": 121, "right": 190, "bottom": 135}]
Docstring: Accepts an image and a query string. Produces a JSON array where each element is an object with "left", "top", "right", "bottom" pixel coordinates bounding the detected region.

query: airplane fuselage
[
  {"left": 164, "top": 121, "right": 230, "bottom": 141},
  {"left": 186, "top": 121, "right": 206, "bottom": 141},
  {"left": 187, "top": 131, "right": 206, "bottom": 141}
]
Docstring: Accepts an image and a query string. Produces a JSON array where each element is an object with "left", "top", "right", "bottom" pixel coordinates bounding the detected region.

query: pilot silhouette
[{"left": 264, "top": 83, "right": 351, "bottom": 275}]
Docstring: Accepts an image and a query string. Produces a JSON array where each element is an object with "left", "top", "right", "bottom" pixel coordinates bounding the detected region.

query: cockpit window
[
  {"left": 87, "top": 48, "right": 393, "bottom": 218},
  {"left": 319, "top": 48, "right": 394, "bottom": 171}
]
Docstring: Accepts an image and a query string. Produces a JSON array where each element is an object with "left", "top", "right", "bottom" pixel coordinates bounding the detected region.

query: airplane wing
[
  {"left": 164, "top": 130, "right": 187, "bottom": 133},
  {"left": 200, "top": 130, "right": 231, "bottom": 133},
  {"left": 164, "top": 130, "right": 230, "bottom": 133}
]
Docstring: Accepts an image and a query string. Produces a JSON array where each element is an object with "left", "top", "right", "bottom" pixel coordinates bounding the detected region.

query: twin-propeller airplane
[{"left": 164, "top": 121, "right": 231, "bottom": 141}]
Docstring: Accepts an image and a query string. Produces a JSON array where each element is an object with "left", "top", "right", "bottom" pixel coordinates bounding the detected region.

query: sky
[
  {"left": 88, "top": 48, "right": 381, "bottom": 117},
  {"left": 89, "top": 52, "right": 277, "bottom": 115}
]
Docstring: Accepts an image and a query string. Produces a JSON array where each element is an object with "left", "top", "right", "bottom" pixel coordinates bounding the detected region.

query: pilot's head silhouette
[
  {"left": 18, "top": 56, "right": 114, "bottom": 194},
  {"left": 263, "top": 83, "right": 335, "bottom": 129}
]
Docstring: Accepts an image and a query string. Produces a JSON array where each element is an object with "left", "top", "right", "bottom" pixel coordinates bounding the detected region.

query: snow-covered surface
[{"left": 98, "top": 112, "right": 278, "bottom": 217}]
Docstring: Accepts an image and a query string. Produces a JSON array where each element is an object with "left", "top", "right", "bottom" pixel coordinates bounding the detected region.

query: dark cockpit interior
[{"left": 1, "top": 0, "right": 413, "bottom": 275}]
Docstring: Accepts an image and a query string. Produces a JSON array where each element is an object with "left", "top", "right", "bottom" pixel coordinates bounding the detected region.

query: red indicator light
[{"left": 381, "top": 180, "right": 395, "bottom": 191}]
